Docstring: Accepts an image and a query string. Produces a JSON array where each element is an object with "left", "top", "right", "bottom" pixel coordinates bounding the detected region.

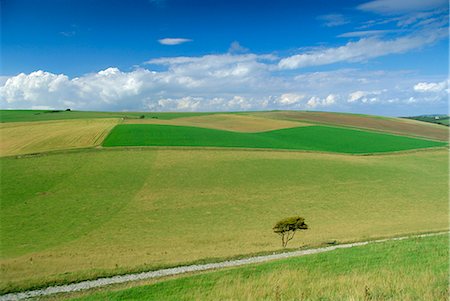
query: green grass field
[
  {"left": 68, "top": 234, "right": 449, "bottom": 301},
  {"left": 250, "top": 111, "right": 449, "bottom": 141},
  {"left": 102, "top": 124, "right": 446, "bottom": 153},
  {"left": 0, "top": 110, "right": 448, "bottom": 297},
  {"left": 405, "top": 115, "right": 450, "bottom": 127},
  {"left": 1, "top": 148, "right": 447, "bottom": 293},
  {"left": 0, "top": 110, "right": 218, "bottom": 123}
]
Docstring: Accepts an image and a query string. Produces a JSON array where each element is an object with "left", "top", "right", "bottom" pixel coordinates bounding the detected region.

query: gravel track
[{"left": 1, "top": 231, "right": 447, "bottom": 301}]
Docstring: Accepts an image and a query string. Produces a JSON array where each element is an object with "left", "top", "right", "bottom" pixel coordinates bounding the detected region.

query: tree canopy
[{"left": 273, "top": 216, "right": 308, "bottom": 247}]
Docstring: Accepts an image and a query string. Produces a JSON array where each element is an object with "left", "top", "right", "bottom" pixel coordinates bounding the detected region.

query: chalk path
[{"left": 1, "top": 231, "right": 447, "bottom": 301}]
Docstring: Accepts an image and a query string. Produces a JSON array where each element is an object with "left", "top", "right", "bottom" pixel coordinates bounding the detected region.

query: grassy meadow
[
  {"left": 0, "top": 110, "right": 448, "bottom": 296},
  {"left": 67, "top": 234, "right": 449, "bottom": 301},
  {"left": 102, "top": 124, "right": 446, "bottom": 153},
  {"left": 405, "top": 115, "right": 450, "bottom": 127},
  {"left": 1, "top": 148, "right": 448, "bottom": 293},
  {"left": 0, "top": 109, "right": 218, "bottom": 123},
  {"left": 123, "top": 113, "right": 307, "bottom": 132}
]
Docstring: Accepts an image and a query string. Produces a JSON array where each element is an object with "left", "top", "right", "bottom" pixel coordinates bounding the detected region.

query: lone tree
[{"left": 273, "top": 216, "right": 308, "bottom": 248}]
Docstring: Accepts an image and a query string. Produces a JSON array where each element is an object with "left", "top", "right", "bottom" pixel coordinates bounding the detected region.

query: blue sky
[{"left": 1, "top": 0, "right": 448, "bottom": 115}]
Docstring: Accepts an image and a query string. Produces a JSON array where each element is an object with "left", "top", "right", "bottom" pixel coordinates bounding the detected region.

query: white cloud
[
  {"left": 1, "top": 55, "right": 448, "bottom": 115},
  {"left": 357, "top": 0, "right": 447, "bottom": 15},
  {"left": 147, "top": 53, "right": 276, "bottom": 66},
  {"left": 357, "top": 7, "right": 448, "bottom": 30},
  {"left": 306, "top": 94, "right": 338, "bottom": 108},
  {"left": 1, "top": 71, "right": 70, "bottom": 104},
  {"left": 324, "top": 94, "right": 338, "bottom": 105},
  {"left": 348, "top": 91, "right": 367, "bottom": 102},
  {"left": 348, "top": 90, "right": 383, "bottom": 103},
  {"left": 317, "top": 14, "right": 350, "bottom": 27},
  {"left": 276, "top": 93, "right": 305, "bottom": 105},
  {"left": 158, "top": 38, "right": 192, "bottom": 45},
  {"left": 413, "top": 81, "right": 448, "bottom": 92},
  {"left": 156, "top": 96, "right": 201, "bottom": 111},
  {"left": 337, "top": 30, "right": 394, "bottom": 38},
  {"left": 228, "top": 41, "right": 248, "bottom": 53},
  {"left": 0, "top": 68, "right": 154, "bottom": 111},
  {"left": 278, "top": 28, "right": 447, "bottom": 70}
]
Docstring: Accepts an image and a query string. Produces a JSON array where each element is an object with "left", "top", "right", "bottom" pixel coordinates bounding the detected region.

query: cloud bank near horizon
[{"left": 1, "top": 63, "right": 447, "bottom": 116}]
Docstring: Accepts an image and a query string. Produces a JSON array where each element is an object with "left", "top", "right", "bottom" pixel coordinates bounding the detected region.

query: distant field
[
  {"left": 405, "top": 115, "right": 450, "bottom": 127},
  {"left": 0, "top": 110, "right": 218, "bottom": 123},
  {"left": 2, "top": 110, "right": 447, "bottom": 142},
  {"left": 125, "top": 113, "right": 307, "bottom": 132},
  {"left": 69, "top": 234, "right": 449, "bottom": 301},
  {"left": 1, "top": 149, "right": 447, "bottom": 292},
  {"left": 251, "top": 111, "right": 449, "bottom": 141},
  {"left": 103, "top": 124, "right": 446, "bottom": 153},
  {"left": 0, "top": 119, "right": 118, "bottom": 156}
]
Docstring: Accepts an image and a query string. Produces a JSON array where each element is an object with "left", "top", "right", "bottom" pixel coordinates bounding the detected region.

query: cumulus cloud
[
  {"left": 413, "top": 81, "right": 448, "bottom": 92},
  {"left": 158, "top": 38, "right": 192, "bottom": 45},
  {"left": 348, "top": 90, "right": 383, "bottom": 103},
  {"left": 1, "top": 68, "right": 154, "bottom": 111},
  {"left": 1, "top": 71, "right": 70, "bottom": 104},
  {"left": 275, "top": 93, "right": 305, "bottom": 105},
  {"left": 1, "top": 55, "right": 448, "bottom": 115},
  {"left": 278, "top": 28, "right": 447, "bottom": 70}
]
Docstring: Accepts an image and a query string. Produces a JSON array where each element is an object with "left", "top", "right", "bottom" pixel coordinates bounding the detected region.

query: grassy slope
[
  {"left": 250, "top": 111, "right": 449, "bottom": 141},
  {"left": 0, "top": 119, "right": 118, "bottom": 156},
  {"left": 124, "top": 113, "right": 308, "bottom": 132},
  {"left": 1, "top": 149, "right": 447, "bottom": 292},
  {"left": 102, "top": 124, "right": 446, "bottom": 153},
  {"left": 69, "top": 234, "right": 449, "bottom": 301},
  {"left": 405, "top": 115, "right": 450, "bottom": 127},
  {"left": 0, "top": 110, "right": 218, "bottom": 123},
  {"left": 2, "top": 109, "right": 447, "bottom": 141}
]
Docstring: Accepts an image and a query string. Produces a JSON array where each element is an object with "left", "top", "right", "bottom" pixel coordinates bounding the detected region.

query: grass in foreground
[
  {"left": 69, "top": 234, "right": 449, "bottom": 301},
  {"left": 0, "top": 119, "right": 118, "bottom": 156},
  {"left": 0, "top": 149, "right": 447, "bottom": 293},
  {"left": 103, "top": 124, "right": 446, "bottom": 153}
]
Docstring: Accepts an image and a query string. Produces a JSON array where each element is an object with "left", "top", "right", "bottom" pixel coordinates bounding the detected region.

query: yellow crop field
[
  {"left": 125, "top": 113, "right": 308, "bottom": 132},
  {"left": 0, "top": 119, "right": 119, "bottom": 157}
]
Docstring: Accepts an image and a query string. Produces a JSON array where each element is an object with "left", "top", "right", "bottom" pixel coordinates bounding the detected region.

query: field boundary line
[
  {"left": 98, "top": 145, "right": 448, "bottom": 157},
  {"left": 1, "top": 231, "right": 447, "bottom": 301},
  {"left": 3, "top": 144, "right": 447, "bottom": 160}
]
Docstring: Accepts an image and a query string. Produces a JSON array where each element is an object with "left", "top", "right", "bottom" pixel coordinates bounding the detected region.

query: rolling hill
[{"left": 0, "top": 110, "right": 448, "bottom": 296}]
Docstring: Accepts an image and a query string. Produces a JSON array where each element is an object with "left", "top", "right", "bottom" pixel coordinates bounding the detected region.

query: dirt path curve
[{"left": 1, "top": 231, "right": 447, "bottom": 301}]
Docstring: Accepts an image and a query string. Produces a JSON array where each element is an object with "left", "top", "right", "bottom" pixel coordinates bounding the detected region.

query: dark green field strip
[
  {"left": 0, "top": 110, "right": 219, "bottom": 123},
  {"left": 102, "top": 124, "right": 446, "bottom": 153},
  {"left": 72, "top": 235, "right": 448, "bottom": 301}
]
